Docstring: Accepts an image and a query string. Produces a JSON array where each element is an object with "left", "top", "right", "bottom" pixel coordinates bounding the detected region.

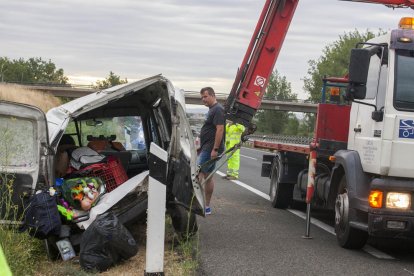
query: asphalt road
[{"left": 197, "top": 147, "right": 414, "bottom": 275}]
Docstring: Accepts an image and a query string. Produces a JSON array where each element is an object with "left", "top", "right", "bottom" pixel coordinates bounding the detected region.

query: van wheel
[
  {"left": 269, "top": 155, "right": 293, "bottom": 209},
  {"left": 168, "top": 204, "right": 198, "bottom": 240},
  {"left": 335, "top": 176, "right": 368, "bottom": 249}
]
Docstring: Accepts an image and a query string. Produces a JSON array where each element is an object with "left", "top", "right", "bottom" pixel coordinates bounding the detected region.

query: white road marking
[
  {"left": 217, "top": 171, "right": 270, "bottom": 200},
  {"left": 362, "top": 245, "right": 395, "bottom": 260},
  {"left": 241, "top": 154, "right": 257, "bottom": 160},
  {"left": 404, "top": 268, "right": 414, "bottom": 275},
  {"left": 216, "top": 172, "right": 395, "bottom": 260},
  {"left": 242, "top": 146, "right": 269, "bottom": 153},
  {"left": 287, "top": 208, "right": 336, "bottom": 235}
]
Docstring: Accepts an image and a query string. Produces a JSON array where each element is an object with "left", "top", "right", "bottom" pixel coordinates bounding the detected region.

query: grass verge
[{"left": 1, "top": 215, "right": 199, "bottom": 275}]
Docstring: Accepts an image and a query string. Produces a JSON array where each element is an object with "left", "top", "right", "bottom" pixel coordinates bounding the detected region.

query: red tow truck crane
[{"left": 225, "top": 0, "right": 414, "bottom": 248}]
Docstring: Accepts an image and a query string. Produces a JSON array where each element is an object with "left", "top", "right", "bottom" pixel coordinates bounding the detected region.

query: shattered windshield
[
  {"left": 394, "top": 50, "right": 414, "bottom": 111},
  {"left": 66, "top": 116, "right": 146, "bottom": 150},
  {"left": 0, "top": 116, "right": 36, "bottom": 168}
]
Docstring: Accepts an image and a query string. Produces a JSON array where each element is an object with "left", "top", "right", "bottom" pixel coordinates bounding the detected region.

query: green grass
[
  {"left": 165, "top": 215, "right": 200, "bottom": 276},
  {"left": 0, "top": 173, "right": 46, "bottom": 276}
]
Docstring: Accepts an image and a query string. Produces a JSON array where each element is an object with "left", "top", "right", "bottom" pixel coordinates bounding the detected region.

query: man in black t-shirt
[{"left": 198, "top": 87, "right": 225, "bottom": 215}]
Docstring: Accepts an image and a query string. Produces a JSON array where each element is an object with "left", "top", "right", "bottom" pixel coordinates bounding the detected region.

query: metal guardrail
[
  {"left": 183, "top": 90, "right": 315, "bottom": 104},
  {"left": 9, "top": 83, "right": 317, "bottom": 112},
  {"left": 9, "top": 83, "right": 315, "bottom": 103}
]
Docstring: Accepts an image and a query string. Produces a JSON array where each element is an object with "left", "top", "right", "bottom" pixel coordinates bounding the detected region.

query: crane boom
[{"left": 225, "top": 0, "right": 299, "bottom": 127}]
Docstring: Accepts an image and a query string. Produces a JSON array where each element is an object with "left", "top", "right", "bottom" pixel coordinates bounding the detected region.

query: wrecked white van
[{"left": 0, "top": 75, "right": 205, "bottom": 256}]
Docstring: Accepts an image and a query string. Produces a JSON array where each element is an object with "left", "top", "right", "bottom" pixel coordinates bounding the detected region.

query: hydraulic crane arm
[{"left": 225, "top": 0, "right": 299, "bottom": 127}]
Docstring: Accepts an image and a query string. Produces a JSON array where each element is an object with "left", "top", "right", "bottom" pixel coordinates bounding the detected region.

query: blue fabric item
[
  {"left": 205, "top": 206, "right": 212, "bottom": 215},
  {"left": 21, "top": 191, "right": 62, "bottom": 239}
]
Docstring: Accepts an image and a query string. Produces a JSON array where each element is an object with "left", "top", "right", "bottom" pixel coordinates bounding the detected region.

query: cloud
[{"left": 0, "top": 0, "right": 412, "bottom": 99}]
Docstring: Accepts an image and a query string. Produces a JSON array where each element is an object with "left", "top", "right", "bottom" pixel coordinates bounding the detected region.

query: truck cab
[{"left": 334, "top": 17, "right": 414, "bottom": 246}]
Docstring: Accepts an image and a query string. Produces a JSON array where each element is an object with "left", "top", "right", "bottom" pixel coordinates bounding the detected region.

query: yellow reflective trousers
[
  {"left": 225, "top": 123, "right": 245, "bottom": 178},
  {"left": 0, "top": 245, "right": 12, "bottom": 276}
]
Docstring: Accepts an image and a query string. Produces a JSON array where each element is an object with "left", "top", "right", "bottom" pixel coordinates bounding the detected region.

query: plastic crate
[{"left": 80, "top": 156, "right": 128, "bottom": 192}]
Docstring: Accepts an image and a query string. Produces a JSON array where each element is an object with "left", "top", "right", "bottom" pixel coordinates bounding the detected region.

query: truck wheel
[
  {"left": 335, "top": 176, "right": 368, "bottom": 249},
  {"left": 269, "top": 156, "right": 293, "bottom": 209},
  {"left": 168, "top": 204, "right": 198, "bottom": 240}
]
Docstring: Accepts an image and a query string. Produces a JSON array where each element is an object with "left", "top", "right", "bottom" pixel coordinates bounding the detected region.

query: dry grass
[{"left": 0, "top": 83, "right": 61, "bottom": 112}]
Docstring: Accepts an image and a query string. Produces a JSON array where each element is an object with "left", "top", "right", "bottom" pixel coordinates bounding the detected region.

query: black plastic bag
[
  {"left": 79, "top": 212, "right": 138, "bottom": 272},
  {"left": 21, "top": 191, "right": 62, "bottom": 239}
]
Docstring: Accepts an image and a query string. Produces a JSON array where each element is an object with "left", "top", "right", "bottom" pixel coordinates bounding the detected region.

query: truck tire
[
  {"left": 168, "top": 204, "right": 198, "bottom": 240},
  {"left": 269, "top": 155, "right": 293, "bottom": 209},
  {"left": 335, "top": 176, "right": 368, "bottom": 249}
]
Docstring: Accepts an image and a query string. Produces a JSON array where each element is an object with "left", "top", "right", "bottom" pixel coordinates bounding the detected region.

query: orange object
[
  {"left": 73, "top": 192, "right": 84, "bottom": 202},
  {"left": 330, "top": 87, "right": 340, "bottom": 96},
  {"left": 399, "top": 17, "right": 414, "bottom": 29},
  {"left": 369, "top": 190, "right": 383, "bottom": 208}
]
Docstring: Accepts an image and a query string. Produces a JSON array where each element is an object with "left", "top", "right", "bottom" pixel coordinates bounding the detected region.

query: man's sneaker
[
  {"left": 205, "top": 206, "right": 212, "bottom": 215},
  {"left": 226, "top": 176, "right": 238, "bottom": 180}
]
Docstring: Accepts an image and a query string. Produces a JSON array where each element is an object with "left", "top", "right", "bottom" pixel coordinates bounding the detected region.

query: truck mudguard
[
  {"left": 261, "top": 151, "right": 307, "bottom": 182},
  {"left": 329, "top": 150, "right": 370, "bottom": 211},
  {"left": 261, "top": 154, "right": 275, "bottom": 178},
  {"left": 278, "top": 151, "right": 307, "bottom": 184}
]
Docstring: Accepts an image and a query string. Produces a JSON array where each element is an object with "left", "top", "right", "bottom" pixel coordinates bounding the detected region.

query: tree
[
  {"left": 255, "top": 70, "right": 297, "bottom": 134},
  {"left": 300, "top": 30, "right": 380, "bottom": 137},
  {"left": 282, "top": 113, "right": 299, "bottom": 135},
  {"left": 303, "top": 30, "right": 377, "bottom": 102},
  {"left": 0, "top": 57, "right": 68, "bottom": 84},
  {"left": 94, "top": 71, "right": 128, "bottom": 89}
]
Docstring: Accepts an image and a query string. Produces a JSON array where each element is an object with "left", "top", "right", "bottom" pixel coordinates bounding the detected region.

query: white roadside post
[{"left": 145, "top": 142, "right": 168, "bottom": 275}]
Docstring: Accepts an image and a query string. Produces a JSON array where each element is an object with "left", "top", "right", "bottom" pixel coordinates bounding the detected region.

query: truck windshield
[{"left": 394, "top": 50, "right": 414, "bottom": 111}]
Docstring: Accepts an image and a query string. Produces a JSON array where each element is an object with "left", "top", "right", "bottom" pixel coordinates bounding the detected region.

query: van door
[
  {"left": 0, "top": 101, "right": 51, "bottom": 223},
  {"left": 168, "top": 92, "right": 205, "bottom": 215}
]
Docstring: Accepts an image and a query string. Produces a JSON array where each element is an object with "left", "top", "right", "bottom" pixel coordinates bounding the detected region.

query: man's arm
[{"left": 211, "top": 124, "right": 224, "bottom": 158}]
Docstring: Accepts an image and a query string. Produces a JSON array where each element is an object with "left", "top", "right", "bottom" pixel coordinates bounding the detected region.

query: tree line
[
  {"left": 254, "top": 30, "right": 377, "bottom": 137},
  {"left": 0, "top": 30, "right": 377, "bottom": 137},
  {"left": 0, "top": 57, "right": 126, "bottom": 89}
]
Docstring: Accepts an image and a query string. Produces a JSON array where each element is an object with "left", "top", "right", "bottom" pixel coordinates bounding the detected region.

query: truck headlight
[{"left": 386, "top": 192, "right": 411, "bottom": 209}]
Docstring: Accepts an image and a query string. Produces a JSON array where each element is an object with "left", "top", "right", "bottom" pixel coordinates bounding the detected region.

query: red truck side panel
[{"left": 314, "top": 103, "right": 351, "bottom": 143}]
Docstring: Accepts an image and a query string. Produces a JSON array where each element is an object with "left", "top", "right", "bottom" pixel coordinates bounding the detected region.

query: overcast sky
[{"left": 1, "top": 0, "right": 412, "bottom": 99}]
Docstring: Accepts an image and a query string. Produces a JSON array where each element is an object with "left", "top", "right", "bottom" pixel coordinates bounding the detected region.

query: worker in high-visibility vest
[
  {"left": 225, "top": 121, "right": 245, "bottom": 180},
  {"left": 0, "top": 245, "right": 12, "bottom": 276}
]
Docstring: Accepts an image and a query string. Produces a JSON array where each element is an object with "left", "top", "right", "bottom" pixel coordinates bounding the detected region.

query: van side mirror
[{"left": 347, "top": 48, "right": 371, "bottom": 100}]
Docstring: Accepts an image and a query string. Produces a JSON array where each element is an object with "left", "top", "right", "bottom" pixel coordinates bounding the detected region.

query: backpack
[{"left": 21, "top": 191, "right": 62, "bottom": 239}]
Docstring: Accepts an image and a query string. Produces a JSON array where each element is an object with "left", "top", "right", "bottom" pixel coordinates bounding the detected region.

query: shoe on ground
[
  {"left": 226, "top": 176, "right": 238, "bottom": 180},
  {"left": 205, "top": 206, "right": 212, "bottom": 215},
  {"left": 222, "top": 175, "right": 230, "bottom": 179}
]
